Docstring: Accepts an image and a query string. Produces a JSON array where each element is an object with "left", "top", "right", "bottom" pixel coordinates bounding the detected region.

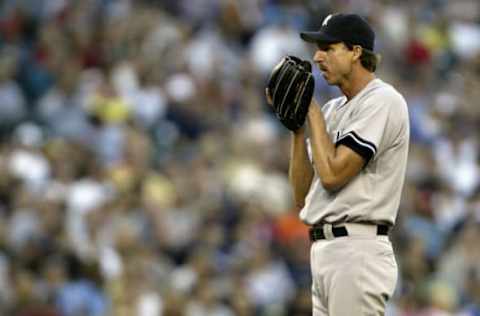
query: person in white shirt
[{"left": 288, "top": 13, "right": 410, "bottom": 315}]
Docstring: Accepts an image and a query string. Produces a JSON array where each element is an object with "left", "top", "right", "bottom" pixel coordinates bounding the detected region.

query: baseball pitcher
[{"left": 266, "top": 13, "right": 410, "bottom": 315}]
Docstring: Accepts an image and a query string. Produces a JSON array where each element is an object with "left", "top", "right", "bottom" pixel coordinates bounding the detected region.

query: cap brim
[{"left": 300, "top": 31, "right": 340, "bottom": 44}]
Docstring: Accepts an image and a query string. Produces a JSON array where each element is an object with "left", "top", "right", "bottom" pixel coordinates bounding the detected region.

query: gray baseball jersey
[{"left": 300, "top": 78, "right": 410, "bottom": 226}]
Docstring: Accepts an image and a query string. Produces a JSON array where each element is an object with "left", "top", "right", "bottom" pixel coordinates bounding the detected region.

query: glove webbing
[
  {"left": 272, "top": 58, "right": 290, "bottom": 112},
  {"left": 291, "top": 72, "right": 313, "bottom": 117},
  {"left": 272, "top": 59, "right": 304, "bottom": 119},
  {"left": 278, "top": 68, "right": 300, "bottom": 118}
]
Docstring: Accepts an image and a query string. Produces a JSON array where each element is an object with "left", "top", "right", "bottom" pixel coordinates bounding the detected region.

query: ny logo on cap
[{"left": 322, "top": 14, "right": 333, "bottom": 26}]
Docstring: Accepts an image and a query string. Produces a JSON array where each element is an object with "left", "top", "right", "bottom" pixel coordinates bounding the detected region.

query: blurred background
[{"left": 0, "top": 0, "right": 479, "bottom": 315}]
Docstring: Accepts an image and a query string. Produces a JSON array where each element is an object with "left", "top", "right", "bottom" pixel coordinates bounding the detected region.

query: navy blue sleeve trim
[{"left": 335, "top": 131, "right": 376, "bottom": 164}]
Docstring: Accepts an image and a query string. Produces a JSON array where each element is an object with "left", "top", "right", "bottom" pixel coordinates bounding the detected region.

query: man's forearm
[
  {"left": 307, "top": 101, "right": 366, "bottom": 191},
  {"left": 289, "top": 129, "right": 314, "bottom": 209},
  {"left": 307, "top": 101, "right": 338, "bottom": 188}
]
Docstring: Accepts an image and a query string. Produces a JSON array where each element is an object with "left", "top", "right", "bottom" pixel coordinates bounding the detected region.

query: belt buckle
[{"left": 322, "top": 223, "right": 335, "bottom": 240}]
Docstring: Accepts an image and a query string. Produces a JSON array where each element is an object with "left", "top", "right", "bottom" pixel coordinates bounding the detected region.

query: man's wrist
[
  {"left": 308, "top": 99, "right": 321, "bottom": 116},
  {"left": 292, "top": 126, "right": 306, "bottom": 135}
]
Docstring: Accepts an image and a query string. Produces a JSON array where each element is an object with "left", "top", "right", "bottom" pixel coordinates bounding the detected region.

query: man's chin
[
  {"left": 324, "top": 77, "right": 336, "bottom": 85},
  {"left": 322, "top": 73, "right": 335, "bottom": 85}
]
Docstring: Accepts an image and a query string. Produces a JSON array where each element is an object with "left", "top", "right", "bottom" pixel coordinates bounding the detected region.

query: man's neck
[{"left": 339, "top": 69, "right": 376, "bottom": 100}]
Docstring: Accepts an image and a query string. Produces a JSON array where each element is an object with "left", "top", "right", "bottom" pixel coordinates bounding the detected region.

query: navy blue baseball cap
[{"left": 300, "top": 13, "right": 375, "bottom": 51}]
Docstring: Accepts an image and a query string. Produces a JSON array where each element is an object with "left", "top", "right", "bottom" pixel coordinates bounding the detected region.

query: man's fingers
[{"left": 265, "top": 88, "right": 273, "bottom": 105}]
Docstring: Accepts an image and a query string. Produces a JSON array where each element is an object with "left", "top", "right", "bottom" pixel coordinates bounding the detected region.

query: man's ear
[{"left": 352, "top": 45, "right": 362, "bottom": 62}]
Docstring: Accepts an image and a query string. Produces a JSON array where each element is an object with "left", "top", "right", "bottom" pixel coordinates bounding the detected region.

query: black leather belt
[{"left": 309, "top": 224, "right": 389, "bottom": 242}]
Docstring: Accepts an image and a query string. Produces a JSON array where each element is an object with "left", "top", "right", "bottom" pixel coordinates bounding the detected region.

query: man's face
[{"left": 313, "top": 42, "right": 355, "bottom": 85}]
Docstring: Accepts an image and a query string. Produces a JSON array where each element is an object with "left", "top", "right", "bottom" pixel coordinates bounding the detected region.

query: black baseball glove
[{"left": 267, "top": 55, "right": 315, "bottom": 131}]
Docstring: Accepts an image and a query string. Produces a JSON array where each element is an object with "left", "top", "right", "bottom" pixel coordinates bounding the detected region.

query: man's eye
[{"left": 317, "top": 45, "right": 333, "bottom": 52}]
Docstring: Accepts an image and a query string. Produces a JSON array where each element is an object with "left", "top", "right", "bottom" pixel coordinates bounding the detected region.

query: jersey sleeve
[{"left": 335, "top": 100, "right": 391, "bottom": 164}]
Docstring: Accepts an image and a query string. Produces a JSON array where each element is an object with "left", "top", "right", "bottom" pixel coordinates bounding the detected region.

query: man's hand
[
  {"left": 265, "top": 88, "right": 273, "bottom": 106},
  {"left": 266, "top": 56, "right": 315, "bottom": 132}
]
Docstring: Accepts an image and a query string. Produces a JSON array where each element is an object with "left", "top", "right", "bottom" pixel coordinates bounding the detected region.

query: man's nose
[{"left": 313, "top": 50, "right": 326, "bottom": 63}]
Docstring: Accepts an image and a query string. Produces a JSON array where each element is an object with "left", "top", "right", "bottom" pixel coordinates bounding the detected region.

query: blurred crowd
[{"left": 0, "top": 0, "right": 479, "bottom": 315}]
